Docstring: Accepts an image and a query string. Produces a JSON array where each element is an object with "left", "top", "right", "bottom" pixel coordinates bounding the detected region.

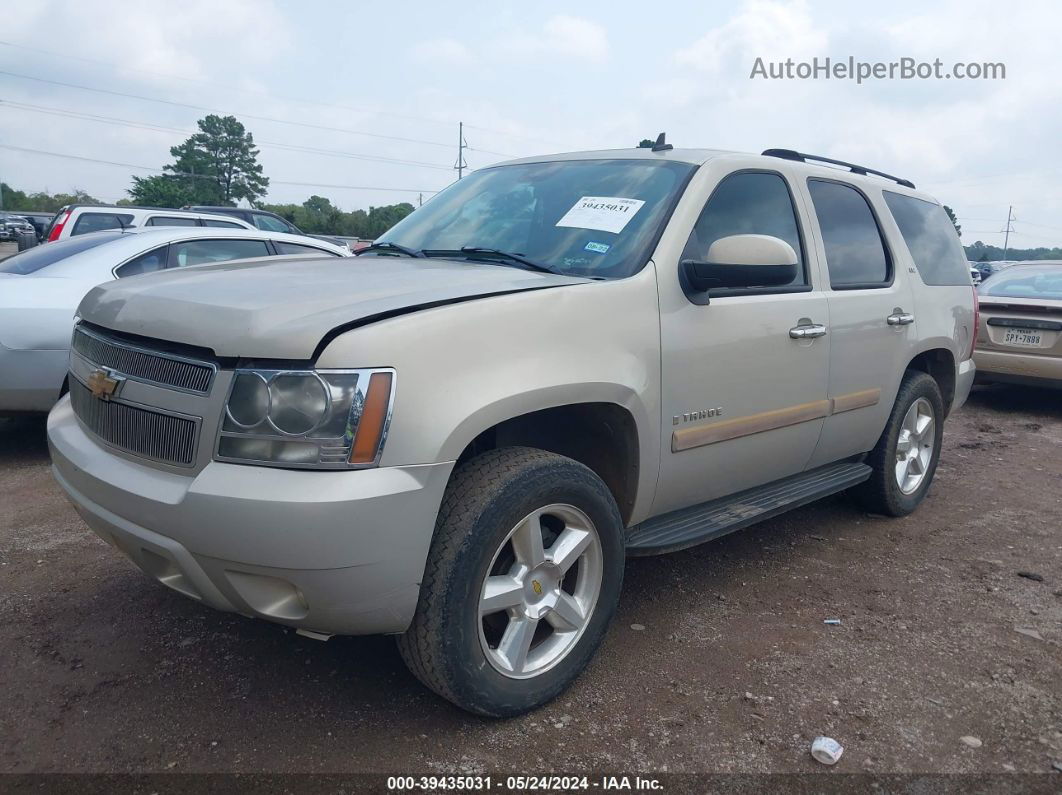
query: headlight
[{"left": 216, "top": 368, "right": 394, "bottom": 469}]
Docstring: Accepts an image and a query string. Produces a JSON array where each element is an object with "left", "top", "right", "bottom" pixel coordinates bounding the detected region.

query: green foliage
[
  {"left": 128, "top": 114, "right": 269, "bottom": 206},
  {"left": 637, "top": 139, "right": 655, "bottom": 148},
  {"left": 1, "top": 182, "right": 103, "bottom": 213},
  {"left": 259, "top": 198, "right": 415, "bottom": 238},
  {"left": 943, "top": 205, "right": 960, "bottom": 237},
  {"left": 128, "top": 175, "right": 197, "bottom": 208},
  {"left": 964, "top": 240, "right": 1062, "bottom": 261}
]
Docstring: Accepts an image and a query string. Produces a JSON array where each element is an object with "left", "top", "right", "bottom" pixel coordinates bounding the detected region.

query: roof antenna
[{"left": 651, "top": 132, "right": 673, "bottom": 152}]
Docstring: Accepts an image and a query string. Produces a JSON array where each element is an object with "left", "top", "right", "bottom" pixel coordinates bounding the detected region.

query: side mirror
[{"left": 681, "top": 234, "right": 798, "bottom": 293}]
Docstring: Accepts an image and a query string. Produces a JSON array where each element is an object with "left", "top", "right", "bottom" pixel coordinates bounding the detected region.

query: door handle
[
  {"left": 789, "top": 323, "right": 827, "bottom": 339},
  {"left": 887, "top": 312, "right": 915, "bottom": 326}
]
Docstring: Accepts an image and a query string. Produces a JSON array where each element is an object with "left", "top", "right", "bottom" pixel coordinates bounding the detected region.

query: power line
[
  {"left": 0, "top": 143, "right": 442, "bottom": 195},
  {"left": 0, "top": 69, "right": 512, "bottom": 156},
  {"left": 1, "top": 100, "right": 454, "bottom": 171},
  {"left": 0, "top": 38, "right": 564, "bottom": 149}
]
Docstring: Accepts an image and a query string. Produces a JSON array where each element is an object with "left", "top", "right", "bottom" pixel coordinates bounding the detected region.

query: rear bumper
[
  {"left": 48, "top": 397, "right": 454, "bottom": 635},
  {"left": 974, "top": 348, "right": 1062, "bottom": 388},
  {"left": 952, "top": 357, "right": 976, "bottom": 412},
  {"left": 0, "top": 342, "right": 67, "bottom": 413}
]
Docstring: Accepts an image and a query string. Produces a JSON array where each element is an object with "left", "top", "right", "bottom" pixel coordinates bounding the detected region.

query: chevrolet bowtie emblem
[
  {"left": 531, "top": 580, "right": 543, "bottom": 596},
  {"left": 87, "top": 369, "right": 123, "bottom": 401}
]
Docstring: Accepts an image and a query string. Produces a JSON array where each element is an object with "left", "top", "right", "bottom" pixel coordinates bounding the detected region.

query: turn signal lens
[{"left": 350, "top": 371, "right": 393, "bottom": 465}]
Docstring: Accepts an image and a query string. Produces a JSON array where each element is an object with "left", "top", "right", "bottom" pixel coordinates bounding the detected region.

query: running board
[{"left": 625, "top": 462, "right": 871, "bottom": 556}]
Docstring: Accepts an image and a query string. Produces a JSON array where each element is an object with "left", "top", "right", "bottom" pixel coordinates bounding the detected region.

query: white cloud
[
  {"left": 674, "top": 0, "right": 826, "bottom": 75},
  {"left": 500, "top": 14, "right": 609, "bottom": 63},
  {"left": 413, "top": 38, "right": 475, "bottom": 66}
]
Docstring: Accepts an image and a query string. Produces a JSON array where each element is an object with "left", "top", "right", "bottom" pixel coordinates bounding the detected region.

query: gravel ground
[{"left": 1, "top": 386, "right": 1059, "bottom": 779}]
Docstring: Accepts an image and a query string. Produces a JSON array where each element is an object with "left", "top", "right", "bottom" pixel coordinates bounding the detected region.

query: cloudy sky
[{"left": 2, "top": 0, "right": 1060, "bottom": 249}]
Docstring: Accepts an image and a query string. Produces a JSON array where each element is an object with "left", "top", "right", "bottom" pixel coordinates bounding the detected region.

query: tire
[
  {"left": 855, "top": 371, "right": 945, "bottom": 517},
  {"left": 397, "top": 446, "right": 625, "bottom": 717}
]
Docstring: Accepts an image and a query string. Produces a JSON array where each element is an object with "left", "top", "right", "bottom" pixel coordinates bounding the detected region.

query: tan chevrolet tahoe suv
[{"left": 47, "top": 144, "right": 977, "bottom": 716}]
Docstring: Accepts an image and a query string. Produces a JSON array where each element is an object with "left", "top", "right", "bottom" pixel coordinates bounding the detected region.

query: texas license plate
[{"left": 1003, "top": 328, "right": 1041, "bottom": 346}]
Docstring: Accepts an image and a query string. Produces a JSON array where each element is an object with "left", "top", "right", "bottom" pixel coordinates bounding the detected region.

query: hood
[{"left": 77, "top": 255, "right": 590, "bottom": 358}]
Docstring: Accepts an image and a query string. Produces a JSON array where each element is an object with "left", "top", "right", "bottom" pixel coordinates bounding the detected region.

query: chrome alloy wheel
[
  {"left": 478, "top": 504, "right": 603, "bottom": 680},
  {"left": 895, "top": 397, "right": 935, "bottom": 494}
]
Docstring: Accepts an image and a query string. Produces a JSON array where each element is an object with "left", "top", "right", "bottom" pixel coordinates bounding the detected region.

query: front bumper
[
  {"left": 974, "top": 348, "right": 1062, "bottom": 389},
  {"left": 48, "top": 397, "right": 454, "bottom": 635}
]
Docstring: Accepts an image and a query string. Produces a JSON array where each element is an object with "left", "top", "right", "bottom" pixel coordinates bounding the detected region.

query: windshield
[
  {"left": 377, "top": 158, "right": 697, "bottom": 279},
  {"left": 0, "top": 231, "right": 125, "bottom": 275},
  {"left": 979, "top": 264, "right": 1062, "bottom": 300}
]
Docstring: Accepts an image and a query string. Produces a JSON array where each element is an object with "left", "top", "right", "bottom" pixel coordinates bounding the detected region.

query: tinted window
[
  {"left": 146, "top": 216, "right": 199, "bottom": 227},
  {"left": 202, "top": 218, "right": 244, "bottom": 228},
  {"left": 171, "top": 239, "right": 271, "bottom": 267},
  {"left": 116, "top": 246, "right": 170, "bottom": 277},
  {"left": 808, "top": 180, "right": 890, "bottom": 287},
  {"left": 254, "top": 214, "right": 295, "bottom": 233},
  {"left": 979, "top": 266, "right": 1062, "bottom": 300},
  {"left": 71, "top": 212, "right": 135, "bottom": 236},
  {"left": 274, "top": 241, "right": 340, "bottom": 257},
  {"left": 682, "top": 171, "right": 805, "bottom": 286},
  {"left": 883, "top": 192, "right": 969, "bottom": 285},
  {"left": 0, "top": 232, "right": 125, "bottom": 274},
  {"left": 383, "top": 159, "right": 696, "bottom": 279}
]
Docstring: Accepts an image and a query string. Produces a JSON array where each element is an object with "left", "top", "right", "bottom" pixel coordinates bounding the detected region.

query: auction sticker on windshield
[{"left": 556, "top": 197, "right": 646, "bottom": 234}]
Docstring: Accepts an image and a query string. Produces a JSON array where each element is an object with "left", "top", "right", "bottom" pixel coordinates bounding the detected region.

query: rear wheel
[
  {"left": 855, "top": 371, "right": 944, "bottom": 516},
  {"left": 397, "top": 447, "right": 624, "bottom": 717}
]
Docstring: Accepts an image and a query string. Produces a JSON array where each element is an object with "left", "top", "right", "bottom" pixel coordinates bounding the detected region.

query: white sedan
[{"left": 0, "top": 227, "right": 349, "bottom": 413}]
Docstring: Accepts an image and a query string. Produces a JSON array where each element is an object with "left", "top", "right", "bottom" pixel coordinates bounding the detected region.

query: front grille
[
  {"left": 69, "top": 379, "right": 198, "bottom": 466},
  {"left": 72, "top": 326, "right": 214, "bottom": 393}
]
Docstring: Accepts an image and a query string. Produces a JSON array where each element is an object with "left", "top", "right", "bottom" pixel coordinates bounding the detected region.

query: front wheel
[
  {"left": 855, "top": 371, "right": 945, "bottom": 516},
  {"left": 397, "top": 447, "right": 625, "bottom": 717}
]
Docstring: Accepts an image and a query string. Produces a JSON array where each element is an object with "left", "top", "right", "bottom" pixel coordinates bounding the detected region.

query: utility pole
[
  {"left": 418, "top": 193, "right": 423, "bottom": 207},
  {"left": 1002, "top": 205, "right": 1014, "bottom": 260},
  {"left": 454, "top": 121, "right": 468, "bottom": 179}
]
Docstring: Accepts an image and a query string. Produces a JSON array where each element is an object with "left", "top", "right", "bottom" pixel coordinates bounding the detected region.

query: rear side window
[
  {"left": 171, "top": 239, "right": 271, "bottom": 267},
  {"left": 202, "top": 219, "right": 244, "bottom": 228},
  {"left": 254, "top": 214, "right": 296, "bottom": 233},
  {"left": 71, "top": 212, "right": 134, "bottom": 236},
  {"left": 115, "top": 246, "right": 170, "bottom": 278},
  {"left": 682, "top": 171, "right": 806, "bottom": 286},
  {"left": 146, "top": 216, "right": 199, "bottom": 227},
  {"left": 883, "top": 192, "right": 969, "bottom": 286},
  {"left": 808, "top": 180, "right": 890, "bottom": 288},
  {"left": 0, "top": 232, "right": 124, "bottom": 274},
  {"left": 274, "top": 241, "right": 340, "bottom": 257}
]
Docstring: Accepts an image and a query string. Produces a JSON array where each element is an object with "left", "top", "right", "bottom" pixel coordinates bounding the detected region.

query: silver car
[{"left": 1, "top": 227, "right": 349, "bottom": 414}]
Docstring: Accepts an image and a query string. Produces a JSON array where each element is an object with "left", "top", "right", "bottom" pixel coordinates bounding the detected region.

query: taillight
[
  {"left": 47, "top": 210, "right": 70, "bottom": 241},
  {"left": 968, "top": 286, "right": 979, "bottom": 359}
]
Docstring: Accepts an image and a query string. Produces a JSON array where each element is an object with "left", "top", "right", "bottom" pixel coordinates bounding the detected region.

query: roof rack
[{"left": 761, "top": 149, "right": 915, "bottom": 189}]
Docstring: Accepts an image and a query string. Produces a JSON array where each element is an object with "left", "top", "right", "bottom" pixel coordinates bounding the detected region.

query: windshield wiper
[
  {"left": 352, "top": 241, "right": 425, "bottom": 258},
  {"left": 423, "top": 246, "right": 561, "bottom": 275}
]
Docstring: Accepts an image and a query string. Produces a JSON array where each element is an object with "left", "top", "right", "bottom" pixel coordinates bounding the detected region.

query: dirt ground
[{"left": 1, "top": 386, "right": 1060, "bottom": 780}]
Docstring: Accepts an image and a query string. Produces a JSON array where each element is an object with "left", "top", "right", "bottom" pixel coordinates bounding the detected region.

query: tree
[
  {"left": 128, "top": 175, "right": 197, "bottom": 208},
  {"left": 1, "top": 183, "right": 103, "bottom": 212},
  {"left": 943, "top": 205, "right": 961, "bottom": 237},
  {"left": 637, "top": 139, "right": 655, "bottom": 148},
  {"left": 131, "top": 115, "right": 269, "bottom": 206}
]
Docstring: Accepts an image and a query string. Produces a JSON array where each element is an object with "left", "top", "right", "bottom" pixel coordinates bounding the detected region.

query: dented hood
[{"left": 77, "top": 255, "right": 589, "bottom": 358}]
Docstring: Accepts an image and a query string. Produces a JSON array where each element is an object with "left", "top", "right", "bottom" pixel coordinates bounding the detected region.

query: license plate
[{"left": 1003, "top": 328, "right": 1042, "bottom": 347}]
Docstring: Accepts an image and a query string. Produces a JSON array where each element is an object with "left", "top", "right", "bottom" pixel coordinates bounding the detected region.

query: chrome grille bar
[
  {"left": 69, "top": 378, "right": 199, "bottom": 467},
  {"left": 72, "top": 325, "right": 215, "bottom": 394}
]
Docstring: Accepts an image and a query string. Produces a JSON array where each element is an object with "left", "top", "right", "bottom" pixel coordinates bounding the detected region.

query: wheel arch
[
  {"left": 905, "top": 346, "right": 956, "bottom": 415},
  {"left": 449, "top": 394, "right": 645, "bottom": 526}
]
